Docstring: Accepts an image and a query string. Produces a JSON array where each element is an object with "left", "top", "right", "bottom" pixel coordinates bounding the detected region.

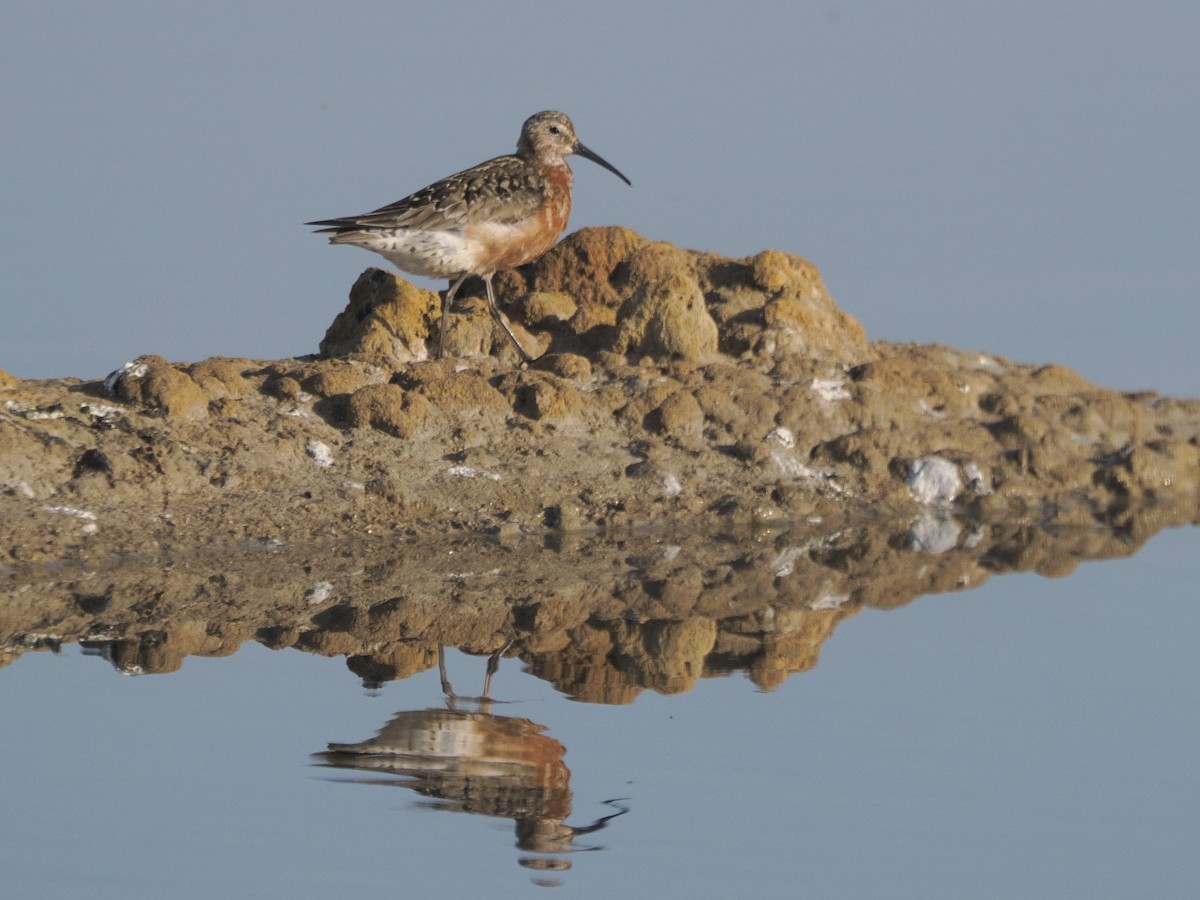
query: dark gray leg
[
  {"left": 438, "top": 272, "right": 471, "bottom": 360},
  {"left": 483, "top": 275, "right": 534, "bottom": 364}
]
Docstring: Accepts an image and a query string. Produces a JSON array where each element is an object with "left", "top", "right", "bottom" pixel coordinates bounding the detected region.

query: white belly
[{"left": 334, "top": 228, "right": 477, "bottom": 279}]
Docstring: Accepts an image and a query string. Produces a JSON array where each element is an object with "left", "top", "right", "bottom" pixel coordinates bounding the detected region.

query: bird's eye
[{"left": 548, "top": 125, "right": 560, "bottom": 134}]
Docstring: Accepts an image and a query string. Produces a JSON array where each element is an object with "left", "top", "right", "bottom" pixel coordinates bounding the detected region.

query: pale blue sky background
[{"left": 3, "top": 2, "right": 1198, "bottom": 396}]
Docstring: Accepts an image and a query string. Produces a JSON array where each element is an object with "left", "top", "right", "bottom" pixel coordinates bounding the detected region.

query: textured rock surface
[
  {"left": 3, "top": 227, "right": 1198, "bottom": 561},
  {"left": 319, "top": 267, "right": 440, "bottom": 365}
]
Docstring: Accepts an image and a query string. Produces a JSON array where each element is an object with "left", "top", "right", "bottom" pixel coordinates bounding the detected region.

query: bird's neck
[{"left": 542, "top": 161, "right": 573, "bottom": 193}]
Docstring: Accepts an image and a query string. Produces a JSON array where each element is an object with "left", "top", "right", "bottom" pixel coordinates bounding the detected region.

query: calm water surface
[{"left": 2, "top": 526, "right": 1197, "bottom": 898}]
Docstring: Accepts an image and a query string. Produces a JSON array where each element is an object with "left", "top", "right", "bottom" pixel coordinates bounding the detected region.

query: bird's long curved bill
[{"left": 575, "top": 142, "right": 632, "bottom": 186}]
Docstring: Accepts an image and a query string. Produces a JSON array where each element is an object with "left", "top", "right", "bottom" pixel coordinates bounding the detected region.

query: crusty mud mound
[{"left": 2, "top": 226, "right": 1198, "bottom": 565}]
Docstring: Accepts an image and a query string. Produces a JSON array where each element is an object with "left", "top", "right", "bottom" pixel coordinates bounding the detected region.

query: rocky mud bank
[
  {"left": 4, "top": 226, "right": 1198, "bottom": 690},
  {"left": 4, "top": 226, "right": 1197, "bottom": 563}
]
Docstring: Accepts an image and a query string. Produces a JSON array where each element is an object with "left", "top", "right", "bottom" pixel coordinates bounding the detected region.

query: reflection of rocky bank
[
  {"left": 1, "top": 500, "right": 1193, "bottom": 697},
  {"left": 3, "top": 227, "right": 1198, "bottom": 563}
]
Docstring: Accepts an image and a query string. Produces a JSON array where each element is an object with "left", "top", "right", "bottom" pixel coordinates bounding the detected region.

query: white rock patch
[
  {"left": 306, "top": 440, "right": 335, "bottom": 469},
  {"left": 811, "top": 377, "right": 851, "bottom": 402},
  {"left": 907, "top": 456, "right": 962, "bottom": 505},
  {"left": 447, "top": 465, "right": 502, "bottom": 481}
]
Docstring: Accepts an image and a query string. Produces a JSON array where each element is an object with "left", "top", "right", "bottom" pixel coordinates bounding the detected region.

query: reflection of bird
[
  {"left": 321, "top": 706, "right": 572, "bottom": 821},
  {"left": 308, "top": 111, "right": 631, "bottom": 363},
  {"left": 316, "top": 645, "right": 627, "bottom": 876}
]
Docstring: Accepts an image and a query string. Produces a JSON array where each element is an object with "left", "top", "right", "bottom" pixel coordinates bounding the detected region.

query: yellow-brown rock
[
  {"left": 534, "top": 353, "right": 592, "bottom": 382},
  {"left": 114, "top": 354, "right": 208, "bottom": 421},
  {"left": 519, "top": 291, "right": 578, "bottom": 327},
  {"left": 754, "top": 250, "right": 868, "bottom": 359},
  {"left": 416, "top": 370, "right": 510, "bottom": 419},
  {"left": 510, "top": 373, "right": 585, "bottom": 421},
  {"left": 320, "top": 267, "right": 440, "bottom": 368},
  {"left": 441, "top": 296, "right": 545, "bottom": 365},
  {"left": 522, "top": 226, "right": 650, "bottom": 329},
  {"left": 647, "top": 390, "right": 705, "bottom": 439},
  {"left": 345, "top": 382, "right": 430, "bottom": 437},
  {"left": 188, "top": 357, "right": 256, "bottom": 399},
  {"left": 300, "top": 358, "right": 382, "bottom": 399},
  {"left": 614, "top": 271, "right": 719, "bottom": 360}
]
